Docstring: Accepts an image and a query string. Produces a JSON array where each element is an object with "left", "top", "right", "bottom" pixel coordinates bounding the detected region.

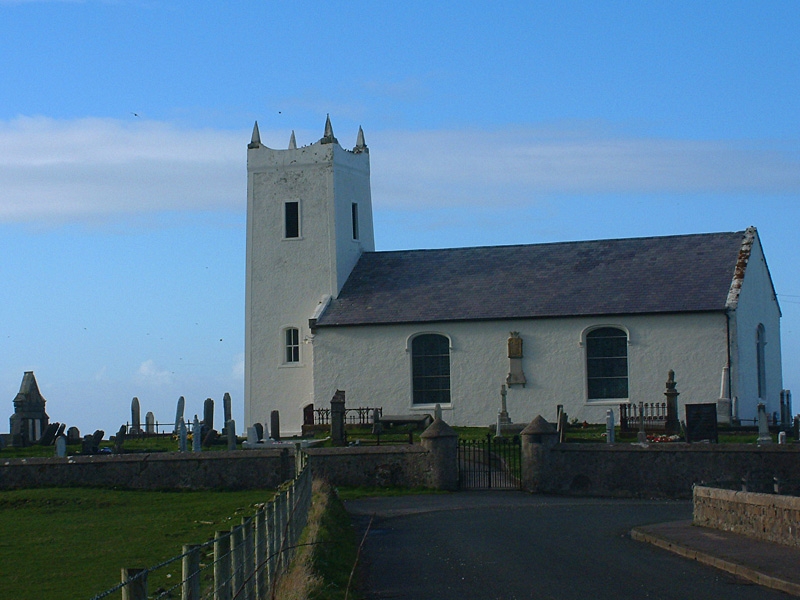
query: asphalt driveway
[{"left": 345, "top": 492, "right": 787, "bottom": 600}]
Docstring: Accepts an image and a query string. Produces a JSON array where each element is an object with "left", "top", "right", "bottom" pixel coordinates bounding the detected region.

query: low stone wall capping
[
  {"left": 693, "top": 485, "right": 800, "bottom": 548},
  {"left": 0, "top": 450, "right": 291, "bottom": 491}
]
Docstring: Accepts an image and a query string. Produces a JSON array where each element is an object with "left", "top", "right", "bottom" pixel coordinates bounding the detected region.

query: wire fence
[{"left": 89, "top": 452, "right": 312, "bottom": 600}]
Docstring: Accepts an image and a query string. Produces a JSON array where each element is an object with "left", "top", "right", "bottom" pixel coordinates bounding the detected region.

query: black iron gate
[{"left": 458, "top": 433, "right": 522, "bottom": 490}]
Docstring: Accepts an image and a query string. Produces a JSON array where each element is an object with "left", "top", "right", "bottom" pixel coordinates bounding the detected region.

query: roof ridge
[{"left": 369, "top": 230, "right": 746, "bottom": 256}]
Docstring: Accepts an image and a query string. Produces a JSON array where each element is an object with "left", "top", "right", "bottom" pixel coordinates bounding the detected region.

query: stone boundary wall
[
  {"left": 693, "top": 485, "right": 800, "bottom": 548},
  {"left": 304, "top": 445, "right": 433, "bottom": 488},
  {"left": 0, "top": 445, "right": 439, "bottom": 491},
  {"left": 526, "top": 443, "right": 800, "bottom": 499},
  {"left": 0, "top": 450, "right": 291, "bottom": 491}
]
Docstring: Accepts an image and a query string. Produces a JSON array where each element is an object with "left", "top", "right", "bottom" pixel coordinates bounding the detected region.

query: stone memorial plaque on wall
[{"left": 685, "top": 403, "right": 718, "bottom": 443}]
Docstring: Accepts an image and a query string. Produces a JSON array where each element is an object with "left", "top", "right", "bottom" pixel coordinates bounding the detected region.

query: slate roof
[{"left": 314, "top": 231, "right": 747, "bottom": 327}]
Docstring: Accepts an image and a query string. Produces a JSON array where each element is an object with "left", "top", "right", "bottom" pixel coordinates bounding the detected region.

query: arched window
[
  {"left": 412, "top": 334, "right": 451, "bottom": 405},
  {"left": 756, "top": 324, "right": 766, "bottom": 399},
  {"left": 284, "top": 327, "right": 300, "bottom": 364},
  {"left": 586, "top": 327, "right": 628, "bottom": 400}
]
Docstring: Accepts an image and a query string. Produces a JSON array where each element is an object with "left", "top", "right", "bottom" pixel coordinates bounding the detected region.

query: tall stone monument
[
  {"left": 10, "top": 371, "right": 50, "bottom": 447},
  {"left": 131, "top": 397, "right": 141, "bottom": 434}
]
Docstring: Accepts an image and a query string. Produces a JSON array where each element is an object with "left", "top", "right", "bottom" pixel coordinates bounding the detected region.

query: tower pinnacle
[
  {"left": 320, "top": 114, "right": 338, "bottom": 145},
  {"left": 354, "top": 126, "right": 367, "bottom": 153},
  {"left": 249, "top": 121, "right": 261, "bottom": 149}
]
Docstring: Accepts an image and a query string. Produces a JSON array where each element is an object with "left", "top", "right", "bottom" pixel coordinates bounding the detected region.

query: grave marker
[
  {"left": 55, "top": 435, "right": 67, "bottom": 457},
  {"left": 685, "top": 404, "right": 719, "bottom": 443},
  {"left": 174, "top": 396, "right": 185, "bottom": 433},
  {"left": 131, "top": 397, "right": 141, "bottom": 434},
  {"left": 145, "top": 412, "right": 155, "bottom": 434}
]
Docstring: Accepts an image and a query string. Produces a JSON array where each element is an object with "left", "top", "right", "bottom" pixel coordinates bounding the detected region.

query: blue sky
[{"left": 1, "top": 1, "right": 799, "bottom": 433}]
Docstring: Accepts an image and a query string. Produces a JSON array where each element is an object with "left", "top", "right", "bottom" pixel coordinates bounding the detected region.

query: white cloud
[
  {"left": 0, "top": 116, "right": 245, "bottom": 223},
  {"left": 368, "top": 128, "right": 800, "bottom": 209},
  {"left": 231, "top": 353, "right": 244, "bottom": 379},
  {"left": 135, "top": 359, "right": 173, "bottom": 387},
  {"left": 1, "top": 116, "right": 798, "bottom": 224}
]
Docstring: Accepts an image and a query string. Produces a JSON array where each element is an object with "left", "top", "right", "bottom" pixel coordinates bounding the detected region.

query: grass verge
[
  {"left": 276, "top": 480, "right": 362, "bottom": 600},
  {"left": 0, "top": 487, "right": 273, "bottom": 600}
]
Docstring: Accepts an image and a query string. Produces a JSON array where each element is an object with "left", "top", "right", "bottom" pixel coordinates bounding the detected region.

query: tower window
[
  {"left": 284, "top": 202, "right": 300, "bottom": 239},
  {"left": 285, "top": 327, "right": 300, "bottom": 363},
  {"left": 351, "top": 203, "right": 359, "bottom": 240}
]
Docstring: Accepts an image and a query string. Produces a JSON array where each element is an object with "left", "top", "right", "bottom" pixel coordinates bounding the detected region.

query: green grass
[
  {"left": 0, "top": 487, "right": 272, "bottom": 600},
  {"left": 335, "top": 486, "right": 447, "bottom": 501},
  {"left": 306, "top": 485, "right": 362, "bottom": 600}
]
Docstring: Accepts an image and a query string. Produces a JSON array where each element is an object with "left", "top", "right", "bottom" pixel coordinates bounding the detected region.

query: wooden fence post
[
  {"left": 242, "top": 517, "right": 255, "bottom": 600},
  {"left": 121, "top": 568, "right": 147, "bottom": 600},
  {"left": 255, "top": 508, "right": 267, "bottom": 600},
  {"left": 266, "top": 498, "right": 277, "bottom": 592},
  {"left": 182, "top": 544, "right": 200, "bottom": 600},
  {"left": 214, "top": 531, "right": 231, "bottom": 600},
  {"left": 231, "top": 524, "right": 245, "bottom": 598}
]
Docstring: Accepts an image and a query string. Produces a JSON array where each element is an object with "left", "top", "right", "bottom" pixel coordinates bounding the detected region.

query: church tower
[{"left": 245, "top": 117, "right": 374, "bottom": 432}]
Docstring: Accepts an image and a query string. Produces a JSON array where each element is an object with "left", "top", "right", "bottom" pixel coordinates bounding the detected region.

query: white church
[{"left": 244, "top": 117, "right": 783, "bottom": 436}]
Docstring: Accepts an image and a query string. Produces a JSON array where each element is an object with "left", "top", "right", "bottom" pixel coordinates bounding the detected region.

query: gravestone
[
  {"left": 202, "top": 428, "right": 218, "bottom": 447},
  {"left": 82, "top": 432, "right": 103, "bottom": 454},
  {"left": 39, "top": 422, "right": 60, "bottom": 446},
  {"left": 606, "top": 409, "right": 615, "bottom": 443},
  {"left": 131, "top": 397, "right": 141, "bottom": 434},
  {"left": 664, "top": 370, "right": 680, "bottom": 434},
  {"left": 203, "top": 398, "right": 214, "bottom": 432},
  {"left": 253, "top": 422, "right": 264, "bottom": 441},
  {"left": 270, "top": 410, "right": 281, "bottom": 441},
  {"left": 55, "top": 423, "right": 66, "bottom": 439},
  {"left": 685, "top": 404, "right": 719, "bottom": 443},
  {"left": 247, "top": 427, "right": 258, "bottom": 444},
  {"left": 192, "top": 416, "right": 202, "bottom": 452},
  {"left": 179, "top": 418, "right": 188, "bottom": 452},
  {"left": 637, "top": 402, "right": 647, "bottom": 443},
  {"left": 330, "top": 390, "right": 346, "bottom": 446},
  {"left": 498, "top": 384, "right": 511, "bottom": 425},
  {"left": 145, "top": 412, "right": 155, "bottom": 434},
  {"left": 371, "top": 408, "right": 383, "bottom": 435},
  {"left": 67, "top": 426, "right": 81, "bottom": 445},
  {"left": 55, "top": 435, "right": 67, "bottom": 457},
  {"left": 114, "top": 425, "right": 127, "bottom": 454},
  {"left": 757, "top": 403, "right": 773, "bottom": 444},
  {"left": 226, "top": 419, "right": 236, "bottom": 450},
  {"left": 174, "top": 396, "right": 186, "bottom": 433},
  {"left": 223, "top": 393, "right": 232, "bottom": 426}
]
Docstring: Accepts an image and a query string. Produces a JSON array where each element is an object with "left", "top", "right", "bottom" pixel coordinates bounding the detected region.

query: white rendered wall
[
  {"left": 307, "top": 312, "right": 729, "bottom": 430},
  {"left": 728, "top": 233, "right": 783, "bottom": 421},
  {"left": 245, "top": 139, "right": 373, "bottom": 432}
]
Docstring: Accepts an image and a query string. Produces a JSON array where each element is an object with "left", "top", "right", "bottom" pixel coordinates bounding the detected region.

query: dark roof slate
[{"left": 315, "top": 231, "right": 746, "bottom": 327}]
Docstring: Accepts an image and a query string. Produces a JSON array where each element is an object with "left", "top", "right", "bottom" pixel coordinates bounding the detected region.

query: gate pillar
[
  {"left": 421, "top": 417, "right": 459, "bottom": 491},
  {"left": 520, "top": 415, "right": 558, "bottom": 493}
]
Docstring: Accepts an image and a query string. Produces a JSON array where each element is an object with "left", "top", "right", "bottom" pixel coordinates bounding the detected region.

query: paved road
[{"left": 345, "top": 492, "right": 787, "bottom": 600}]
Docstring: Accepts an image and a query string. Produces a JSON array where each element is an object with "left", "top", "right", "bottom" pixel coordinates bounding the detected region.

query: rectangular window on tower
[
  {"left": 284, "top": 201, "right": 300, "bottom": 239},
  {"left": 351, "top": 203, "right": 359, "bottom": 240}
]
